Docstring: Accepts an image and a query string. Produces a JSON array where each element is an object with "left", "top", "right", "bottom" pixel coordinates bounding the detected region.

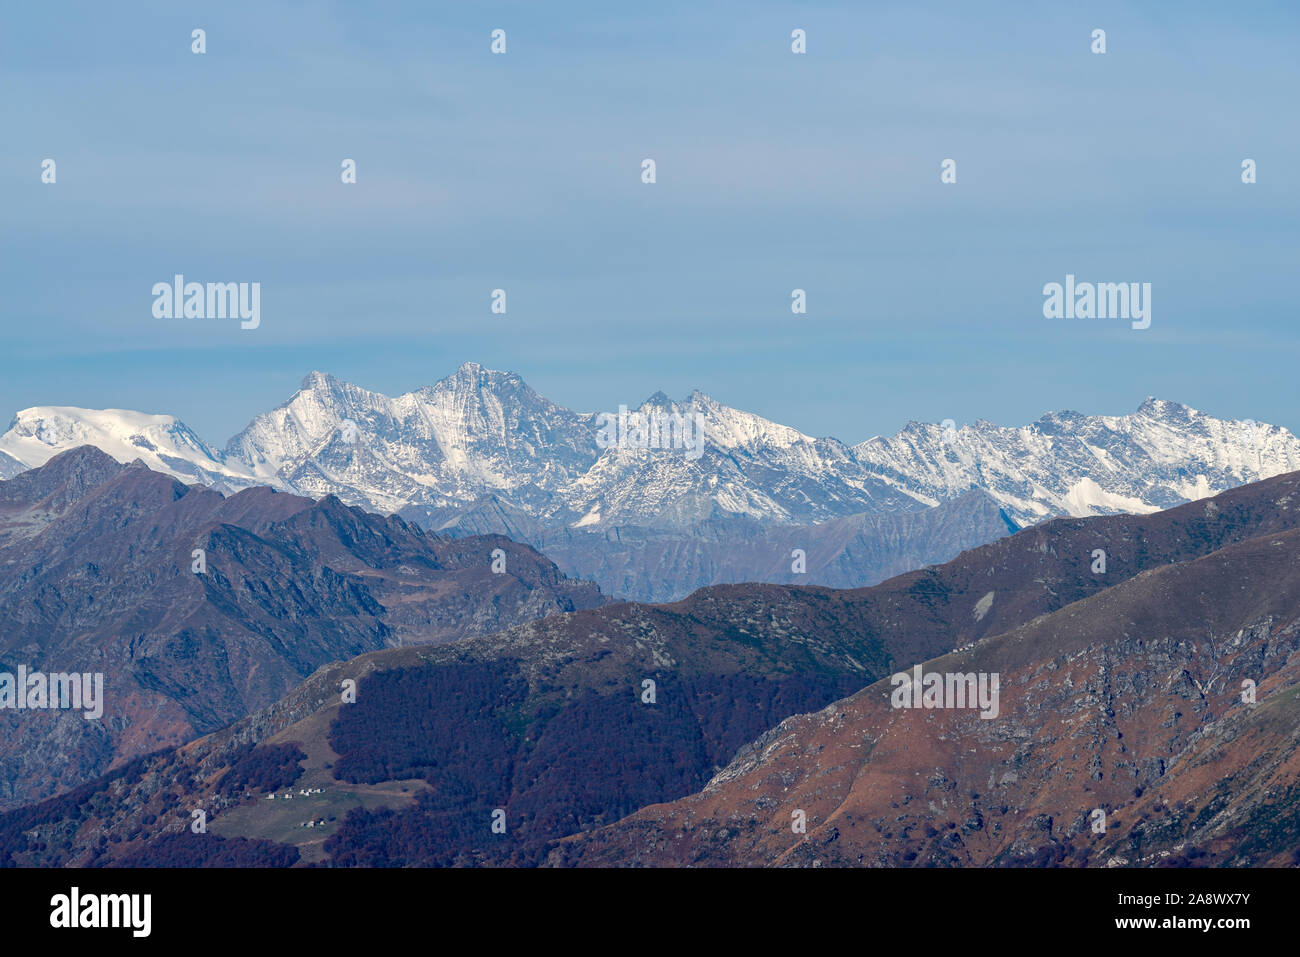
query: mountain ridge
[
  {"left": 557, "top": 518, "right": 1300, "bottom": 867},
  {"left": 0, "top": 447, "right": 606, "bottom": 810},
  {"left": 4, "top": 364, "right": 1295, "bottom": 530},
  {"left": 7, "top": 467, "right": 1300, "bottom": 865},
  {"left": 4, "top": 364, "right": 1298, "bottom": 601}
]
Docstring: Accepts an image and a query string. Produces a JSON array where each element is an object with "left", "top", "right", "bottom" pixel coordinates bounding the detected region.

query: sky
[{"left": 2, "top": 1, "right": 1297, "bottom": 447}]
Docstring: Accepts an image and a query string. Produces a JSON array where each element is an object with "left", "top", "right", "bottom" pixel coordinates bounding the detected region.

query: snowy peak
[
  {"left": 853, "top": 398, "right": 1300, "bottom": 525},
  {"left": 558, "top": 387, "right": 919, "bottom": 528},
  {"left": 299, "top": 369, "right": 340, "bottom": 391},
  {"left": 0, "top": 406, "right": 255, "bottom": 489},
  {"left": 639, "top": 390, "right": 675, "bottom": 410},
  {"left": 437, "top": 360, "right": 518, "bottom": 390},
  {"left": 1135, "top": 395, "right": 1187, "bottom": 419},
  {"left": 416, "top": 362, "right": 587, "bottom": 443},
  {"left": 673, "top": 389, "right": 820, "bottom": 453},
  {"left": 223, "top": 363, "right": 600, "bottom": 514},
  {"left": 3, "top": 371, "right": 1297, "bottom": 537}
]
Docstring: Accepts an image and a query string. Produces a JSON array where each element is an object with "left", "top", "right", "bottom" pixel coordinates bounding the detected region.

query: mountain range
[
  {"left": 3, "top": 364, "right": 1298, "bottom": 602},
  {"left": 6, "top": 466, "right": 1299, "bottom": 866},
  {"left": 0, "top": 447, "right": 604, "bottom": 810},
  {"left": 558, "top": 506, "right": 1300, "bottom": 867}
]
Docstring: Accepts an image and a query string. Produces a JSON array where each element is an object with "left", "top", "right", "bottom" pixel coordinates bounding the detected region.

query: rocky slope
[
  {"left": 557, "top": 519, "right": 1300, "bottom": 867},
  {"left": 418, "top": 488, "right": 1018, "bottom": 603},
  {"left": 8, "top": 469, "right": 1300, "bottom": 866},
  {"left": 0, "top": 448, "right": 605, "bottom": 810}
]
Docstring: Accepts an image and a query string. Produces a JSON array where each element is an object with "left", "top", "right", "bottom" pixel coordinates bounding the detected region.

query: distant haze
[{"left": 2, "top": 2, "right": 1297, "bottom": 443}]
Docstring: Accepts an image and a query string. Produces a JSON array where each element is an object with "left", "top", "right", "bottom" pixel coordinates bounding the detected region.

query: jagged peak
[
  {"left": 423, "top": 362, "right": 527, "bottom": 396},
  {"left": 1136, "top": 396, "right": 1194, "bottom": 416},
  {"left": 299, "top": 370, "right": 345, "bottom": 391}
]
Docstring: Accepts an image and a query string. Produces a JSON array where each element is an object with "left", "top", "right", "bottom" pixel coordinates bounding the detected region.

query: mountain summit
[
  {"left": 3, "top": 367, "right": 1298, "bottom": 601},
  {"left": 5, "top": 367, "right": 1294, "bottom": 534},
  {"left": 852, "top": 397, "right": 1299, "bottom": 524}
]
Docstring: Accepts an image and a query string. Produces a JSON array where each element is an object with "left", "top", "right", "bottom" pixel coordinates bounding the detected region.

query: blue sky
[{"left": 2, "top": 1, "right": 1297, "bottom": 446}]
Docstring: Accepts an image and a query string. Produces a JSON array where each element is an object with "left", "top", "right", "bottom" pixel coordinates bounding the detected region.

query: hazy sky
[{"left": 2, "top": 1, "right": 1297, "bottom": 446}]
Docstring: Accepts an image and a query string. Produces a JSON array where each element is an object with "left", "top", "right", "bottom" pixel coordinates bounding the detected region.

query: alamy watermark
[
  {"left": 152, "top": 274, "right": 260, "bottom": 329},
  {"left": 1042, "top": 274, "right": 1150, "bottom": 330},
  {"left": 890, "top": 665, "right": 1000, "bottom": 719},
  {"left": 0, "top": 666, "right": 104, "bottom": 720},
  {"left": 50, "top": 887, "right": 150, "bottom": 937},
  {"left": 594, "top": 405, "right": 707, "bottom": 460}
]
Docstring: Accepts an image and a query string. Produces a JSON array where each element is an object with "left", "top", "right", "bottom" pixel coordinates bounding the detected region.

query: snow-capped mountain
[
  {"left": 553, "top": 389, "right": 920, "bottom": 529},
  {"left": 224, "top": 365, "right": 600, "bottom": 514},
  {"left": 853, "top": 398, "right": 1300, "bottom": 526},
  {"left": 0, "top": 406, "right": 259, "bottom": 491},
  {"left": 3, "top": 365, "right": 1298, "bottom": 535},
  {"left": 217, "top": 364, "right": 920, "bottom": 526}
]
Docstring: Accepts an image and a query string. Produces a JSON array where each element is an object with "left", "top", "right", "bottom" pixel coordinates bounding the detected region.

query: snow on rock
[
  {"left": 0, "top": 406, "right": 257, "bottom": 488},
  {"left": 852, "top": 397, "right": 1300, "bottom": 526},
  {"left": 3, "top": 371, "right": 1297, "bottom": 535}
]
